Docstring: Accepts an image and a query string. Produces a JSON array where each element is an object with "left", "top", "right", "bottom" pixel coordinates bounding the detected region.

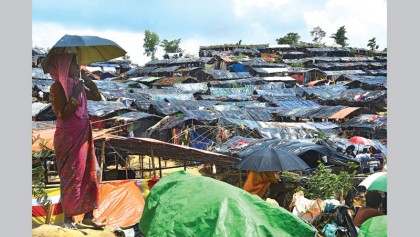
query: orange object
[
  {"left": 75, "top": 180, "right": 146, "bottom": 228},
  {"left": 243, "top": 171, "right": 279, "bottom": 198}
]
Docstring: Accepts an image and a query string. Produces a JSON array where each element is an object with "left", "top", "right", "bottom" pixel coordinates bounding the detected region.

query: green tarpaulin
[
  {"left": 139, "top": 170, "right": 317, "bottom": 237},
  {"left": 358, "top": 215, "right": 387, "bottom": 237}
]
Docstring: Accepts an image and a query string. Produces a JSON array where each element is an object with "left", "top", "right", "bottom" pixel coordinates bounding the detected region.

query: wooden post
[
  {"left": 159, "top": 157, "right": 163, "bottom": 177},
  {"left": 100, "top": 139, "right": 106, "bottom": 182},
  {"left": 149, "top": 156, "right": 152, "bottom": 178},
  {"left": 151, "top": 148, "right": 156, "bottom": 178},
  {"left": 140, "top": 155, "right": 144, "bottom": 179},
  {"left": 184, "top": 161, "right": 187, "bottom": 171}
]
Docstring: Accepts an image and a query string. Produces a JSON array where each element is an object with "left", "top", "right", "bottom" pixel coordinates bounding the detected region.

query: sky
[{"left": 32, "top": 0, "right": 387, "bottom": 66}]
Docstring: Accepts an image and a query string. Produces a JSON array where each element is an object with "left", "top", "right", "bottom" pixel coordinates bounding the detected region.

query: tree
[
  {"left": 330, "top": 25, "right": 348, "bottom": 47},
  {"left": 143, "top": 30, "right": 160, "bottom": 60},
  {"left": 160, "top": 39, "right": 182, "bottom": 53},
  {"left": 367, "top": 37, "right": 379, "bottom": 51},
  {"left": 276, "top": 32, "right": 301, "bottom": 45},
  {"left": 310, "top": 26, "right": 326, "bottom": 43}
]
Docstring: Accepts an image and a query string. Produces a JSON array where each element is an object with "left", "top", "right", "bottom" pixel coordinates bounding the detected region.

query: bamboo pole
[
  {"left": 140, "top": 155, "right": 144, "bottom": 179},
  {"left": 151, "top": 148, "right": 156, "bottom": 178},
  {"left": 100, "top": 139, "right": 106, "bottom": 182},
  {"left": 158, "top": 156, "right": 163, "bottom": 177}
]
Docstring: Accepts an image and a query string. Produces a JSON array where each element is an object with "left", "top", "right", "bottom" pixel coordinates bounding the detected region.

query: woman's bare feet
[
  {"left": 62, "top": 217, "right": 77, "bottom": 229},
  {"left": 81, "top": 218, "right": 106, "bottom": 229}
]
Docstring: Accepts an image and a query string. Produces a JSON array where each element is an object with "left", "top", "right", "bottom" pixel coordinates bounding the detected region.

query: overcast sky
[{"left": 32, "top": 0, "right": 387, "bottom": 66}]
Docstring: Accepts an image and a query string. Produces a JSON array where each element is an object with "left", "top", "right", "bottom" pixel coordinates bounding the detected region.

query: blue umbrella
[
  {"left": 235, "top": 147, "right": 310, "bottom": 172},
  {"left": 41, "top": 34, "right": 127, "bottom": 73}
]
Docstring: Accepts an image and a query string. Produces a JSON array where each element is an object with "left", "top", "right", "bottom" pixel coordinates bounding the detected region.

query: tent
[{"left": 139, "top": 170, "right": 317, "bottom": 237}]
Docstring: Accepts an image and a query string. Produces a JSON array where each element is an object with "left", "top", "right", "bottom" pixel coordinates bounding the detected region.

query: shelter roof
[{"left": 94, "top": 136, "right": 241, "bottom": 165}]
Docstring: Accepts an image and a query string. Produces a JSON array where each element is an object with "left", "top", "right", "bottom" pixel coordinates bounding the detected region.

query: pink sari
[{"left": 49, "top": 53, "right": 101, "bottom": 217}]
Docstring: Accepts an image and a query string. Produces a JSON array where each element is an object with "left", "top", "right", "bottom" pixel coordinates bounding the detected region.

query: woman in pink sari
[{"left": 48, "top": 53, "right": 104, "bottom": 229}]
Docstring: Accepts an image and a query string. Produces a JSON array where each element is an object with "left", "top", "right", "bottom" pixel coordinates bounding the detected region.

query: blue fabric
[
  {"left": 228, "top": 63, "right": 248, "bottom": 72},
  {"left": 189, "top": 129, "right": 214, "bottom": 150}
]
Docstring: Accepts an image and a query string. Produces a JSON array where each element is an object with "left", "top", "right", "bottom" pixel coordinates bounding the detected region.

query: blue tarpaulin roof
[{"left": 205, "top": 70, "right": 252, "bottom": 80}]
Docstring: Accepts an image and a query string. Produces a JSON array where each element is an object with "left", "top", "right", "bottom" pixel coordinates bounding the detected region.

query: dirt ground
[{"left": 32, "top": 224, "right": 118, "bottom": 237}]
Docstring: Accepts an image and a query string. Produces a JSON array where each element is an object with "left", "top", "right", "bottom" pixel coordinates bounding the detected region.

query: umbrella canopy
[
  {"left": 41, "top": 34, "right": 127, "bottom": 73},
  {"left": 349, "top": 136, "right": 373, "bottom": 145},
  {"left": 358, "top": 215, "right": 387, "bottom": 237},
  {"left": 359, "top": 172, "right": 387, "bottom": 192},
  {"left": 235, "top": 147, "right": 310, "bottom": 172}
]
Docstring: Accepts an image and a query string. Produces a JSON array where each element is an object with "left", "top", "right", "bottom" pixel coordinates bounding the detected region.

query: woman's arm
[
  {"left": 50, "top": 82, "right": 80, "bottom": 120},
  {"left": 81, "top": 72, "right": 102, "bottom": 101}
]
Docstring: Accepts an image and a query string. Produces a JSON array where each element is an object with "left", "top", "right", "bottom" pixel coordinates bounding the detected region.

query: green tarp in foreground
[{"left": 139, "top": 170, "right": 317, "bottom": 237}]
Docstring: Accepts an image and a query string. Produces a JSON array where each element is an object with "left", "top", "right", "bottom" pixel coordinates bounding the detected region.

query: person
[
  {"left": 355, "top": 148, "right": 371, "bottom": 173},
  {"left": 48, "top": 53, "right": 104, "bottom": 229},
  {"left": 353, "top": 191, "right": 384, "bottom": 228},
  {"left": 344, "top": 145, "right": 356, "bottom": 159},
  {"left": 243, "top": 171, "right": 279, "bottom": 198}
]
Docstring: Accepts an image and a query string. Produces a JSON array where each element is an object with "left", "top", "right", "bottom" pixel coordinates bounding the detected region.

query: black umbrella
[
  {"left": 41, "top": 34, "right": 127, "bottom": 73},
  {"left": 235, "top": 147, "right": 310, "bottom": 172}
]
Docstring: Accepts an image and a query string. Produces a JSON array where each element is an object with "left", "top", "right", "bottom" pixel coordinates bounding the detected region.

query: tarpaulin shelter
[
  {"left": 342, "top": 114, "right": 387, "bottom": 139},
  {"left": 32, "top": 102, "right": 56, "bottom": 121},
  {"left": 139, "top": 171, "right": 317, "bottom": 237}
]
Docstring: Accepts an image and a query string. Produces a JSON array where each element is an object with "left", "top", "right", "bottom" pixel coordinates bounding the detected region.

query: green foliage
[
  {"left": 276, "top": 32, "right": 301, "bottom": 45},
  {"left": 291, "top": 62, "right": 304, "bottom": 68},
  {"left": 310, "top": 26, "right": 326, "bottom": 43},
  {"left": 367, "top": 37, "right": 380, "bottom": 51},
  {"left": 160, "top": 39, "right": 182, "bottom": 53},
  {"left": 302, "top": 163, "right": 357, "bottom": 202},
  {"left": 143, "top": 30, "right": 160, "bottom": 60},
  {"left": 32, "top": 136, "right": 53, "bottom": 209},
  {"left": 330, "top": 26, "right": 348, "bottom": 47}
]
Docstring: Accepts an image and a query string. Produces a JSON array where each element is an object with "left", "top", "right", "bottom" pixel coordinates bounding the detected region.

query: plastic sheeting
[
  {"left": 87, "top": 101, "right": 132, "bottom": 118},
  {"left": 205, "top": 70, "right": 252, "bottom": 80},
  {"left": 210, "top": 87, "right": 254, "bottom": 96},
  {"left": 189, "top": 129, "right": 214, "bottom": 150},
  {"left": 245, "top": 108, "right": 274, "bottom": 122},
  {"left": 93, "top": 180, "right": 145, "bottom": 228},
  {"left": 139, "top": 171, "right": 317, "bottom": 237}
]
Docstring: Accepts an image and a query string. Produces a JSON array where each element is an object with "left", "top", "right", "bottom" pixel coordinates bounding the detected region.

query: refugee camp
[{"left": 32, "top": 1, "right": 387, "bottom": 237}]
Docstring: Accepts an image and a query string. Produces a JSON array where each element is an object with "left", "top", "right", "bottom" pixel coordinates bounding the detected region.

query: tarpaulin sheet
[
  {"left": 189, "top": 129, "right": 214, "bottom": 150},
  {"left": 139, "top": 171, "right": 317, "bottom": 237},
  {"left": 206, "top": 70, "right": 252, "bottom": 80},
  {"left": 245, "top": 108, "right": 274, "bottom": 122},
  {"left": 32, "top": 79, "right": 54, "bottom": 92},
  {"left": 184, "top": 110, "right": 218, "bottom": 121},
  {"left": 93, "top": 180, "right": 145, "bottom": 228},
  {"left": 87, "top": 100, "right": 132, "bottom": 118}
]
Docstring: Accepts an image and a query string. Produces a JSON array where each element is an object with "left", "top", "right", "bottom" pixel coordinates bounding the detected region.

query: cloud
[
  {"left": 303, "top": 0, "right": 387, "bottom": 49},
  {"left": 232, "top": 0, "right": 291, "bottom": 17}
]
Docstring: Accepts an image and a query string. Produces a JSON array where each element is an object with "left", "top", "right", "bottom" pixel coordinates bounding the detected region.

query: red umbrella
[{"left": 349, "top": 136, "right": 372, "bottom": 145}]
